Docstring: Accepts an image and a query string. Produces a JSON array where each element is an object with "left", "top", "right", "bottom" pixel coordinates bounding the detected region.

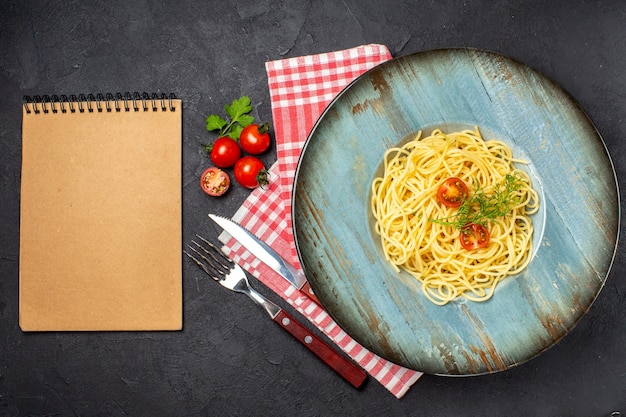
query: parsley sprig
[
  {"left": 205, "top": 96, "right": 254, "bottom": 140},
  {"left": 431, "top": 173, "right": 524, "bottom": 229}
]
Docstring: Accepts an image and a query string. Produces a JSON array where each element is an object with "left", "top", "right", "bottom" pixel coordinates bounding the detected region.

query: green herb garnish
[
  {"left": 431, "top": 173, "right": 524, "bottom": 229},
  {"left": 206, "top": 96, "right": 255, "bottom": 140}
]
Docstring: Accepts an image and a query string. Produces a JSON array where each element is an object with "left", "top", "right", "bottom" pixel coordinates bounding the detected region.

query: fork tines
[{"left": 183, "top": 235, "right": 232, "bottom": 281}]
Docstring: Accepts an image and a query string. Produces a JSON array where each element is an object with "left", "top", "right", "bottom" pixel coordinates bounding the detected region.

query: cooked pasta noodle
[{"left": 371, "top": 127, "right": 539, "bottom": 305}]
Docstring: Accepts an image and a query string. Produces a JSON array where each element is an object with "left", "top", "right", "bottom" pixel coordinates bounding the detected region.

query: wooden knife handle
[
  {"left": 273, "top": 309, "right": 367, "bottom": 388},
  {"left": 299, "top": 281, "right": 321, "bottom": 305}
]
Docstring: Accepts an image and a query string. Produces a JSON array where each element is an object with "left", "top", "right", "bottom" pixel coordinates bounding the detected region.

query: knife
[{"left": 209, "top": 213, "right": 321, "bottom": 305}]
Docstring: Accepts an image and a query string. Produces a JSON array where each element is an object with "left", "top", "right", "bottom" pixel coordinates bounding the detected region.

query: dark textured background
[{"left": 1, "top": 1, "right": 625, "bottom": 416}]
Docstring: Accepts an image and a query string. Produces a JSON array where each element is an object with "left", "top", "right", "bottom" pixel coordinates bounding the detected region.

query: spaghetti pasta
[{"left": 371, "top": 127, "right": 539, "bottom": 305}]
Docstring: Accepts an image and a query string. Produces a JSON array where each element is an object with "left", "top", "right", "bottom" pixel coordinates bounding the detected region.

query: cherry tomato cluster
[
  {"left": 436, "top": 177, "right": 490, "bottom": 250},
  {"left": 200, "top": 123, "right": 271, "bottom": 197}
]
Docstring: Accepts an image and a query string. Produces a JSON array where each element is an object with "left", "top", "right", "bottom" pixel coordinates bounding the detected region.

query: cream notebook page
[{"left": 20, "top": 94, "right": 182, "bottom": 331}]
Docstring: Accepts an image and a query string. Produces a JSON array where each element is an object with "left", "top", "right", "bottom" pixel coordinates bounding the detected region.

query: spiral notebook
[{"left": 19, "top": 93, "right": 183, "bottom": 331}]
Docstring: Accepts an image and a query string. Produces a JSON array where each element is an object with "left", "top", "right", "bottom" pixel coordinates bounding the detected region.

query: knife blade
[{"left": 209, "top": 213, "right": 320, "bottom": 304}]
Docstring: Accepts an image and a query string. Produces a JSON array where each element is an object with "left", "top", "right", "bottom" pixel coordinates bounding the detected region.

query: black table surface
[{"left": 1, "top": 1, "right": 625, "bottom": 416}]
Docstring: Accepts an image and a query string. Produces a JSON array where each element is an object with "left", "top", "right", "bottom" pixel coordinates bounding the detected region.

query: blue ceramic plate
[{"left": 292, "top": 48, "right": 620, "bottom": 375}]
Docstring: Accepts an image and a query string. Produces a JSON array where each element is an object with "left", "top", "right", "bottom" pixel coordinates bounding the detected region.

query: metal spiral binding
[{"left": 22, "top": 92, "right": 177, "bottom": 114}]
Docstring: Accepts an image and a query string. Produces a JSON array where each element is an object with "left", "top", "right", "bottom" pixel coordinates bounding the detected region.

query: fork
[{"left": 184, "top": 235, "right": 367, "bottom": 389}]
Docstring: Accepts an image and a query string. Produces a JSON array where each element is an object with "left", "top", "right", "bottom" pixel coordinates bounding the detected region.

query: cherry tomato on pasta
[
  {"left": 239, "top": 123, "right": 271, "bottom": 155},
  {"left": 200, "top": 167, "right": 230, "bottom": 196},
  {"left": 437, "top": 177, "right": 469, "bottom": 208},
  {"left": 233, "top": 156, "right": 269, "bottom": 189},
  {"left": 459, "top": 223, "right": 490, "bottom": 250},
  {"left": 210, "top": 137, "right": 241, "bottom": 168}
]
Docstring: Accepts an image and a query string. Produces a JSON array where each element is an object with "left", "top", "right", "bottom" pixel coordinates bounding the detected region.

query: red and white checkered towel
[{"left": 218, "top": 44, "right": 423, "bottom": 398}]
